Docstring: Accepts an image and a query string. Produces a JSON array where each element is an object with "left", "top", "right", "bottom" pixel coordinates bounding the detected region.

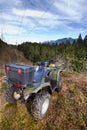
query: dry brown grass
[
  {"left": 0, "top": 72, "right": 87, "bottom": 130},
  {"left": 0, "top": 45, "right": 32, "bottom": 67}
]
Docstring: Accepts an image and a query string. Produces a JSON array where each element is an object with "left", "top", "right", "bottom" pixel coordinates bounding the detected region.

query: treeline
[{"left": 17, "top": 34, "right": 87, "bottom": 72}]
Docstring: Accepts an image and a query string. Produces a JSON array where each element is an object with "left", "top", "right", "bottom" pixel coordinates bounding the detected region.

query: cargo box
[{"left": 5, "top": 64, "right": 34, "bottom": 85}]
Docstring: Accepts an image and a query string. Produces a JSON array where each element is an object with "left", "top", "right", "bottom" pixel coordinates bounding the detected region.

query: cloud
[
  {"left": 5, "top": 35, "right": 46, "bottom": 45},
  {"left": 12, "top": 7, "right": 66, "bottom": 31},
  {"left": 0, "top": 0, "right": 87, "bottom": 44},
  {"left": 0, "top": 0, "right": 22, "bottom": 13},
  {"left": 0, "top": 25, "right": 24, "bottom": 35},
  {"left": 54, "top": 0, "right": 87, "bottom": 22},
  {"left": 12, "top": 8, "right": 57, "bottom": 19}
]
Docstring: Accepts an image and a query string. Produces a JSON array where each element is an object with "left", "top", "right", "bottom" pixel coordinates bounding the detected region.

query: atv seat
[{"left": 33, "top": 66, "right": 45, "bottom": 83}]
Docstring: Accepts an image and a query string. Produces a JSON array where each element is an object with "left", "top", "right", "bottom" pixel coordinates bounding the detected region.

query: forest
[{"left": 18, "top": 34, "right": 87, "bottom": 72}]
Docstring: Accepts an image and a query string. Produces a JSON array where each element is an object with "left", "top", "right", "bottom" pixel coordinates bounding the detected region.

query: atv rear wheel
[
  {"left": 31, "top": 91, "right": 50, "bottom": 120},
  {"left": 56, "top": 76, "right": 62, "bottom": 92},
  {"left": 6, "top": 86, "right": 17, "bottom": 103}
]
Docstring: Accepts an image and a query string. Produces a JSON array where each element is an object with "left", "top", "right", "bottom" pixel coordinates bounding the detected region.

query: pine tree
[
  {"left": 77, "top": 33, "right": 83, "bottom": 44},
  {"left": 84, "top": 35, "right": 87, "bottom": 43}
]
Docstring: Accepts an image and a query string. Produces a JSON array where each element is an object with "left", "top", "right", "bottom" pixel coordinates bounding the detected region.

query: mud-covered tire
[
  {"left": 56, "top": 76, "right": 62, "bottom": 92},
  {"left": 6, "top": 86, "right": 17, "bottom": 103},
  {"left": 31, "top": 91, "right": 50, "bottom": 121}
]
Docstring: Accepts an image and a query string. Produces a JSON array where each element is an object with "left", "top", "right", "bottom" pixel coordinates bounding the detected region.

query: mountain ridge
[{"left": 43, "top": 37, "right": 76, "bottom": 44}]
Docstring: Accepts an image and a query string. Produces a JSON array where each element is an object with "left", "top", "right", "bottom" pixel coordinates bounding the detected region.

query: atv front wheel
[
  {"left": 56, "top": 76, "right": 62, "bottom": 92},
  {"left": 6, "top": 86, "right": 17, "bottom": 103},
  {"left": 31, "top": 91, "right": 50, "bottom": 120}
]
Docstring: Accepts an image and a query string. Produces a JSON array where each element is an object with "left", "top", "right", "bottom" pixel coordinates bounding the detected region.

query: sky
[{"left": 0, "top": 0, "right": 87, "bottom": 44}]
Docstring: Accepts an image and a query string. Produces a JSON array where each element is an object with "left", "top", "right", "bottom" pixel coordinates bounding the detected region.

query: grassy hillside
[
  {"left": 0, "top": 72, "right": 87, "bottom": 130},
  {"left": 0, "top": 39, "right": 31, "bottom": 67}
]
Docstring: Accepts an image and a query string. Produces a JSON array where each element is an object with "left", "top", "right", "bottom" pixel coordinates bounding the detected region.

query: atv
[{"left": 5, "top": 63, "right": 62, "bottom": 120}]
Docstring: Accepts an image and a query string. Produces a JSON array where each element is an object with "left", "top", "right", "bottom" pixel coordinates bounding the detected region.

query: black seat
[{"left": 33, "top": 66, "right": 44, "bottom": 83}]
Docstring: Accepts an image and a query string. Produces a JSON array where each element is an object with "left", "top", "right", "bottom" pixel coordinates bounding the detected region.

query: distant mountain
[
  {"left": 43, "top": 37, "right": 76, "bottom": 44},
  {"left": 55, "top": 37, "right": 75, "bottom": 44}
]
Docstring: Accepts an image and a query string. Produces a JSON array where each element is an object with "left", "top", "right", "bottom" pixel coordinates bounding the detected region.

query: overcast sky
[{"left": 0, "top": 0, "right": 87, "bottom": 44}]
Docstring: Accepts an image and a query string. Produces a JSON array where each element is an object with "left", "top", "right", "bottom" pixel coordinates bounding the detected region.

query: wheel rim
[{"left": 41, "top": 98, "right": 49, "bottom": 115}]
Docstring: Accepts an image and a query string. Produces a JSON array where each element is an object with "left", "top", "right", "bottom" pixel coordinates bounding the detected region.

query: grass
[
  {"left": 0, "top": 72, "right": 87, "bottom": 130},
  {"left": 0, "top": 85, "right": 2, "bottom": 91}
]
